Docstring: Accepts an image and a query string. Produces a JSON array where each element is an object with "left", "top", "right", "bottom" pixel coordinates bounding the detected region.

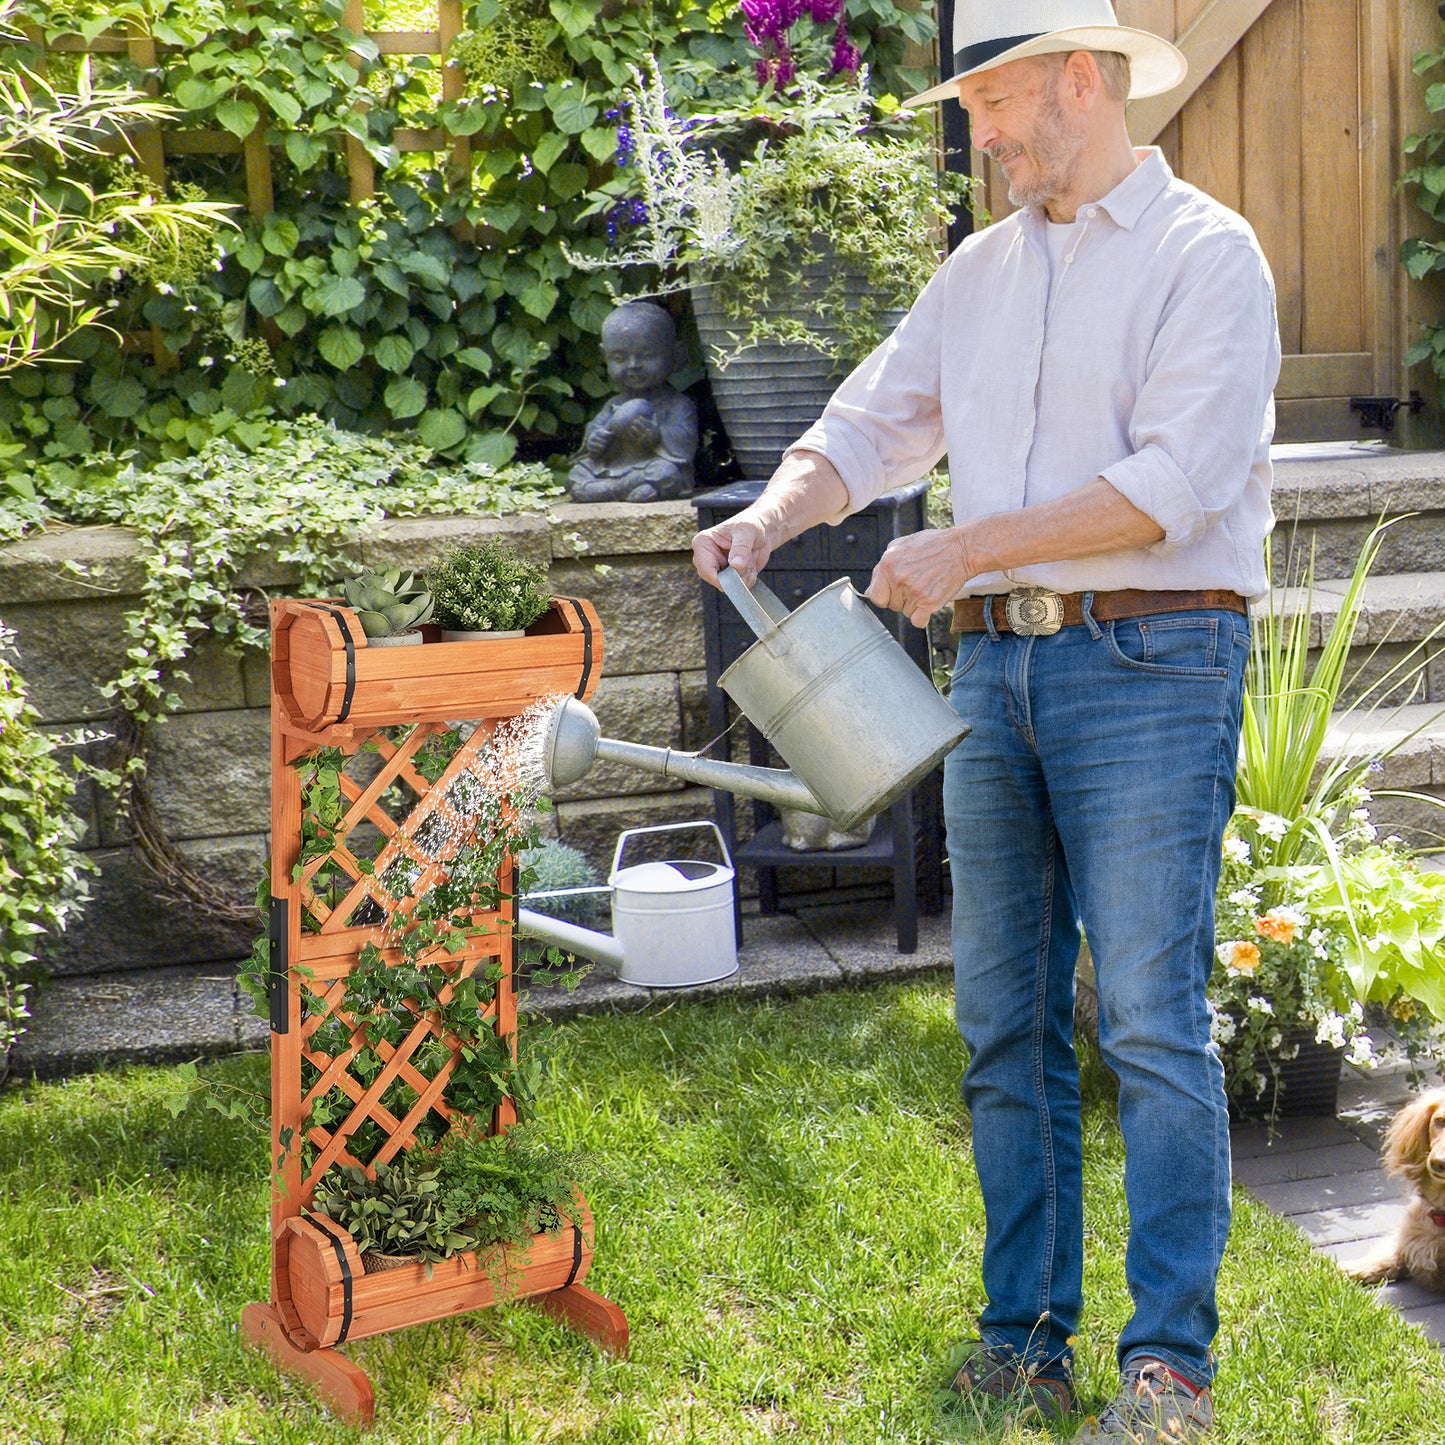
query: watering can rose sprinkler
[{"left": 518, "top": 568, "right": 969, "bottom": 982}]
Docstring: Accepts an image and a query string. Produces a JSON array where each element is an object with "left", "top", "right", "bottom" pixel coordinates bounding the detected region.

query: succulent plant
[{"left": 341, "top": 567, "right": 435, "bottom": 638}]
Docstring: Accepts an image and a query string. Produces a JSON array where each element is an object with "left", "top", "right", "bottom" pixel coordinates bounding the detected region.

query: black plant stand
[{"left": 692, "top": 476, "right": 944, "bottom": 953}]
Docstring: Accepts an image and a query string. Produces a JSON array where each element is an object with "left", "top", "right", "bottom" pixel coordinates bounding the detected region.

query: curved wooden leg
[
  {"left": 531, "top": 1284, "right": 629, "bottom": 1357},
  {"left": 241, "top": 1302, "right": 376, "bottom": 1426}
]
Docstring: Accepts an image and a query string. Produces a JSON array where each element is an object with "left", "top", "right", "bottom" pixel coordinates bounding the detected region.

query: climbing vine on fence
[
  {"left": 0, "top": 0, "right": 935, "bottom": 467},
  {"left": 1401, "top": 15, "right": 1445, "bottom": 393}
]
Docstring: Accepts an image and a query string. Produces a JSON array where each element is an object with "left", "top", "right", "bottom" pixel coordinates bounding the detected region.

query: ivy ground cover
[{"left": 3, "top": 979, "right": 1443, "bottom": 1443}]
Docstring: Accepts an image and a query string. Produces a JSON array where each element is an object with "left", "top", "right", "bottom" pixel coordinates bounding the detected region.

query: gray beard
[{"left": 995, "top": 91, "right": 1089, "bottom": 210}]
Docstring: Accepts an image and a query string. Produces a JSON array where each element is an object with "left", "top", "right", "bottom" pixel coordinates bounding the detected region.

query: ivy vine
[{"left": 1400, "top": 14, "right": 1445, "bottom": 390}]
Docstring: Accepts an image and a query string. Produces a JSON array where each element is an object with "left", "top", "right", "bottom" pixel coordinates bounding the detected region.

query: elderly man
[{"left": 692, "top": 3, "right": 1279, "bottom": 1440}]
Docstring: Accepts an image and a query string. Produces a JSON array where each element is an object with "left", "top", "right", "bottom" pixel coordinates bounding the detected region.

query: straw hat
[{"left": 908, "top": 1, "right": 1187, "bottom": 108}]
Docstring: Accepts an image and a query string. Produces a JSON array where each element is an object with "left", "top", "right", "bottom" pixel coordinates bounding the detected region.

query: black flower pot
[{"left": 1229, "top": 1027, "right": 1345, "bottom": 1121}]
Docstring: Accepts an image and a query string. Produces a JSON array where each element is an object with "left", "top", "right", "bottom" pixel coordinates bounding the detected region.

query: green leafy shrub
[
  {"left": 432, "top": 1122, "right": 585, "bottom": 1250},
  {"left": 426, "top": 538, "right": 550, "bottom": 633},
  {"left": 516, "top": 838, "right": 604, "bottom": 971},
  {"left": 0, "top": 626, "right": 94, "bottom": 1077},
  {"left": 0, "top": 0, "right": 936, "bottom": 466}
]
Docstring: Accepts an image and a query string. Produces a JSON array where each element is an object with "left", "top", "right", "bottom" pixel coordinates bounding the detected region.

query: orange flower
[
  {"left": 1222, "top": 940, "right": 1261, "bottom": 975},
  {"left": 1255, "top": 914, "right": 1297, "bottom": 945}
]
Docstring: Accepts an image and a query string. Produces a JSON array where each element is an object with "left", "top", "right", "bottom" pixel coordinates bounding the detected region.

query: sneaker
[
  {"left": 948, "top": 1339, "right": 1074, "bottom": 1422},
  {"left": 1073, "top": 1358, "right": 1213, "bottom": 1442}
]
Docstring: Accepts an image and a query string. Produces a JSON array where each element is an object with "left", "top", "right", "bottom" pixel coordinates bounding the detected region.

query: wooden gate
[{"left": 970, "top": 1, "right": 1445, "bottom": 442}]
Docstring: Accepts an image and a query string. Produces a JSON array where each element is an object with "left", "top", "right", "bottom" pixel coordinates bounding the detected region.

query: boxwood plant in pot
[{"left": 426, "top": 539, "right": 551, "bottom": 640}]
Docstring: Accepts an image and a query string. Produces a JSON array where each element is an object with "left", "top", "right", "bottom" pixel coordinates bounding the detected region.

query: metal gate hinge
[{"left": 1350, "top": 392, "right": 1424, "bottom": 433}]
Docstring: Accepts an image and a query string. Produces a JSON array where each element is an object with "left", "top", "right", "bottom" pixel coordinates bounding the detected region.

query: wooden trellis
[{"left": 246, "top": 595, "right": 624, "bottom": 1425}]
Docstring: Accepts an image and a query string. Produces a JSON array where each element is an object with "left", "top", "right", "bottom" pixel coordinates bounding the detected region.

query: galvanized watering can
[
  {"left": 540, "top": 568, "right": 969, "bottom": 829},
  {"left": 517, "top": 821, "right": 738, "bottom": 988}
]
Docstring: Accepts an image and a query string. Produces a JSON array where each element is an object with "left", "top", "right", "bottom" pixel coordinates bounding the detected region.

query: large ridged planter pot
[
  {"left": 1228, "top": 1027, "right": 1345, "bottom": 1121},
  {"left": 690, "top": 251, "right": 895, "bottom": 481}
]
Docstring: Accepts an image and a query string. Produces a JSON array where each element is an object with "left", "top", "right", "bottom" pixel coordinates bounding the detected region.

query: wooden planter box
[
  {"left": 282, "top": 1198, "right": 598, "bottom": 1348},
  {"left": 271, "top": 595, "right": 602, "bottom": 732}
]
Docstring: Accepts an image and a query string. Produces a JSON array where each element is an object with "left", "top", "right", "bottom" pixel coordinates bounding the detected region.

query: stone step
[
  {"left": 1255, "top": 569, "right": 1444, "bottom": 710},
  {"left": 1316, "top": 701, "right": 1445, "bottom": 848},
  {"left": 1270, "top": 443, "right": 1445, "bottom": 577}
]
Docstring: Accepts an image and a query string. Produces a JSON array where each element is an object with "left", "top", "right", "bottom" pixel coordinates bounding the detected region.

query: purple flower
[
  {"left": 829, "top": 18, "right": 860, "bottom": 75},
  {"left": 806, "top": 0, "right": 844, "bottom": 24}
]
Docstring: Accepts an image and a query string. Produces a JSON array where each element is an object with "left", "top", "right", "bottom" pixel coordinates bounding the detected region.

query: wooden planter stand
[{"left": 243, "top": 596, "right": 625, "bottom": 1425}]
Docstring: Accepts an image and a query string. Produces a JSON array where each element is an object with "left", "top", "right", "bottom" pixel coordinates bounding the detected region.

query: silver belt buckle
[{"left": 1005, "top": 586, "right": 1065, "bottom": 636}]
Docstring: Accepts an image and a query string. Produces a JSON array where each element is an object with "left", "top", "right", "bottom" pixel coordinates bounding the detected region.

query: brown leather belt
[{"left": 952, "top": 588, "right": 1248, "bottom": 635}]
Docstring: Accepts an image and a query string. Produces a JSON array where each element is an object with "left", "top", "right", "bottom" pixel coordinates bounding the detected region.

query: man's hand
[
  {"left": 866, "top": 527, "right": 975, "bottom": 628},
  {"left": 693, "top": 516, "right": 772, "bottom": 588},
  {"left": 691, "top": 450, "right": 851, "bottom": 590}
]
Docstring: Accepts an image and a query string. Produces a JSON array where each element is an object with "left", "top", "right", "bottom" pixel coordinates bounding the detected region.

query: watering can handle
[
  {"left": 612, "top": 820, "right": 734, "bottom": 877},
  {"left": 718, "top": 566, "right": 791, "bottom": 639}
]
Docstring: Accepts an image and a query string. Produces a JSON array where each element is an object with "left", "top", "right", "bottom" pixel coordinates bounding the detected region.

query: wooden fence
[
  {"left": 20, "top": 2, "right": 473, "bottom": 217},
  {"left": 972, "top": 0, "right": 1445, "bottom": 443}
]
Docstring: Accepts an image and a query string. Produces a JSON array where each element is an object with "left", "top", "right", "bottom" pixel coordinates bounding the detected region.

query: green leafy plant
[
  {"left": 0, "top": 624, "right": 95, "bottom": 1078},
  {"left": 426, "top": 538, "right": 551, "bottom": 633},
  {"left": 1215, "top": 520, "right": 1445, "bottom": 1116},
  {"left": 340, "top": 566, "right": 434, "bottom": 638},
  {"left": 0, "top": 0, "right": 935, "bottom": 466},
  {"left": 313, "top": 1155, "right": 475, "bottom": 1271},
  {"left": 1211, "top": 825, "right": 1445, "bottom": 1117},
  {"left": 0, "top": 42, "right": 234, "bottom": 371},
  {"left": 1400, "top": 10, "right": 1445, "bottom": 395},
  {"left": 432, "top": 1121, "right": 584, "bottom": 1251},
  {"left": 1235, "top": 518, "right": 1444, "bottom": 874},
  {"left": 515, "top": 838, "right": 603, "bottom": 972},
  {"left": 575, "top": 60, "right": 973, "bottom": 366}
]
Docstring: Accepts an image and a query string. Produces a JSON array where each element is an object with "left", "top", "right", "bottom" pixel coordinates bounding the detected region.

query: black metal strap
[
  {"left": 301, "top": 603, "right": 357, "bottom": 723},
  {"left": 267, "top": 896, "right": 289, "bottom": 1035},
  {"left": 310, "top": 1216, "right": 355, "bottom": 1344},
  {"left": 552, "top": 596, "right": 594, "bottom": 699},
  {"left": 562, "top": 1222, "right": 583, "bottom": 1288}
]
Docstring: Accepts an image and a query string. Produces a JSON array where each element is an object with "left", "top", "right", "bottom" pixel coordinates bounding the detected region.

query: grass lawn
[{"left": 2, "top": 977, "right": 1442, "bottom": 1443}]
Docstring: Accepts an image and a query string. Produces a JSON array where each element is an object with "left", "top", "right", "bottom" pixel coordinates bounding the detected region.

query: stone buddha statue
[{"left": 568, "top": 301, "right": 698, "bottom": 503}]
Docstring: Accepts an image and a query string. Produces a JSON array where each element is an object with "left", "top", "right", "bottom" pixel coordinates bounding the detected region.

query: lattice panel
[{"left": 282, "top": 718, "right": 522, "bottom": 1211}]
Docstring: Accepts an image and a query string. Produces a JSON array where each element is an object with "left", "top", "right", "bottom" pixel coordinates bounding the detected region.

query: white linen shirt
[{"left": 787, "top": 148, "right": 1280, "bottom": 599}]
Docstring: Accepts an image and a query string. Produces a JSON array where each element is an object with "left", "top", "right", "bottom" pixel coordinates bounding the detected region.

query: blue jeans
[{"left": 943, "top": 599, "right": 1248, "bottom": 1389}]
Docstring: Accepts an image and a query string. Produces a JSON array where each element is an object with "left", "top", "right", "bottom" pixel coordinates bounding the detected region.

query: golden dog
[{"left": 1345, "top": 1088, "right": 1445, "bottom": 1290}]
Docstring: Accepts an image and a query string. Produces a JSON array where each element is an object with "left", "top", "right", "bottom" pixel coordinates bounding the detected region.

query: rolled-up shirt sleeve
[
  {"left": 1101, "top": 235, "right": 1280, "bottom": 553},
  {"left": 784, "top": 260, "right": 952, "bottom": 520}
]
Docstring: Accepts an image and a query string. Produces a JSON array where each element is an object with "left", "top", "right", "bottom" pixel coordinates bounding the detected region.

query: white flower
[
  {"left": 1211, "top": 1012, "right": 1237, "bottom": 1044},
  {"left": 1247, "top": 994, "right": 1274, "bottom": 1016},
  {"left": 1348, "top": 1035, "right": 1378, "bottom": 1069},
  {"left": 1254, "top": 814, "right": 1288, "bottom": 840},
  {"left": 1228, "top": 888, "right": 1260, "bottom": 908},
  {"left": 1223, "top": 837, "right": 1251, "bottom": 865}
]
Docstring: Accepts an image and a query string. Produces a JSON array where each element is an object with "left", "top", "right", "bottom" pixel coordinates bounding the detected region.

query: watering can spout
[
  {"left": 515, "top": 908, "right": 625, "bottom": 971},
  {"left": 540, "top": 695, "right": 832, "bottom": 819}
]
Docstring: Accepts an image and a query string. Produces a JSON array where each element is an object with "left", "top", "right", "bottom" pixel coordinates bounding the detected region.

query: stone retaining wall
[{"left": 0, "top": 501, "right": 717, "bottom": 976}]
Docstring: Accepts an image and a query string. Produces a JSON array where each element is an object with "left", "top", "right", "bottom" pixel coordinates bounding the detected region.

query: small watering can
[
  {"left": 540, "top": 568, "right": 969, "bottom": 829},
  {"left": 517, "top": 821, "right": 738, "bottom": 987}
]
